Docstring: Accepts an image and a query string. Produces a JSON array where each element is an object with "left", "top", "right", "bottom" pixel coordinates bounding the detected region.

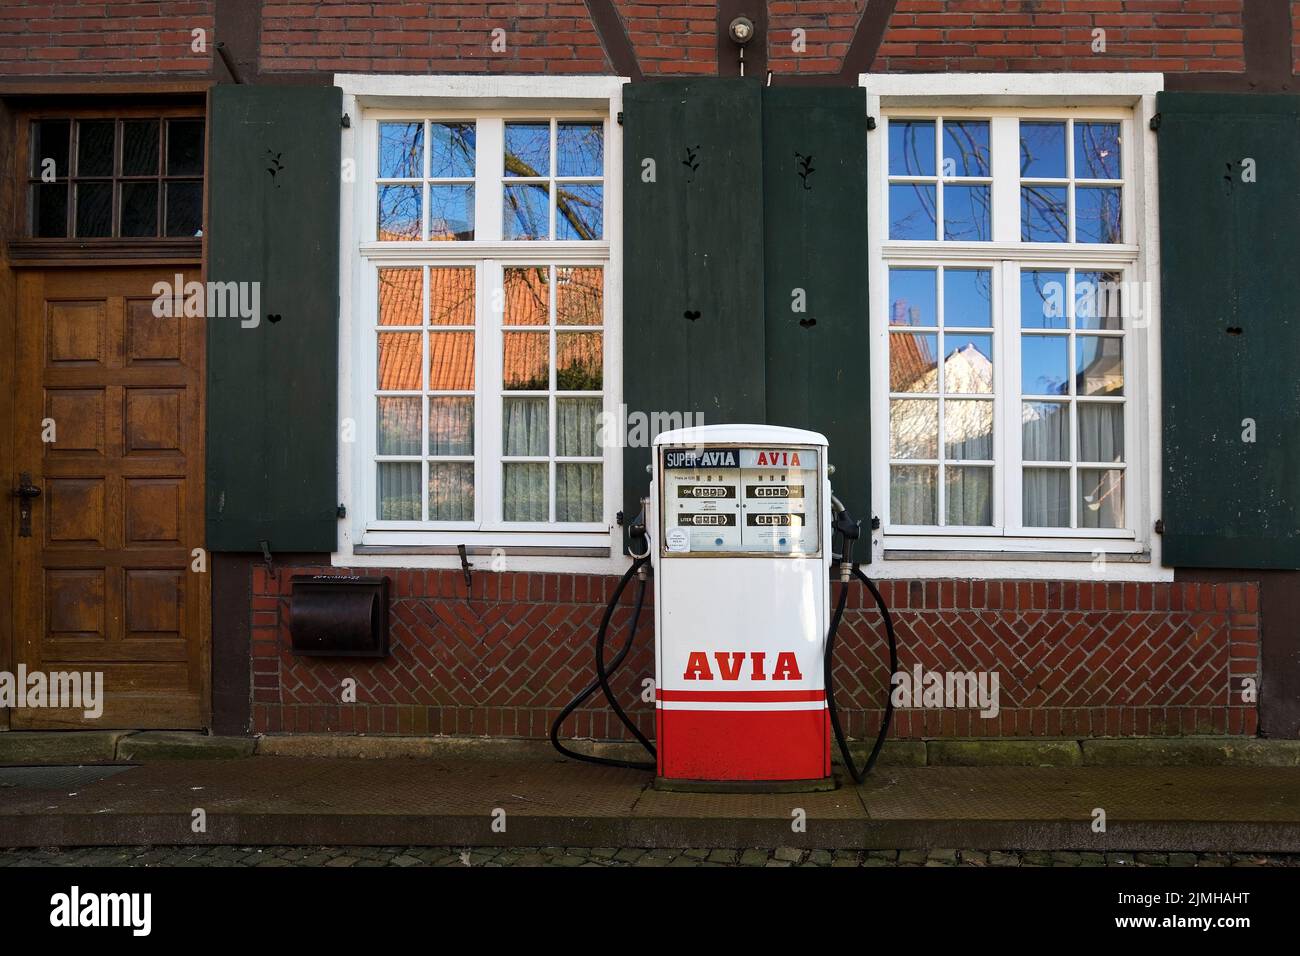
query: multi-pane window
[
  {"left": 365, "top": 113, "right": 609, "bottom": 531},
  {"left": 27, "top": 116, "right": 204, "bottom": 239},
  {"left": 882, "top": 110, "right": 1133, "bottom": 538}
]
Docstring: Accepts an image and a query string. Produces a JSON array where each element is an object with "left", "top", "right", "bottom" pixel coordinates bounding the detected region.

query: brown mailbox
[{"left": 289, "top": 575, "right": 390, "bottom": 658}]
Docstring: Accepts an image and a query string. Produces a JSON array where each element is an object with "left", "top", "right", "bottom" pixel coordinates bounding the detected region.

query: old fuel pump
[{"left": 550, "top": 424, "right": 896, "bottom": 791}]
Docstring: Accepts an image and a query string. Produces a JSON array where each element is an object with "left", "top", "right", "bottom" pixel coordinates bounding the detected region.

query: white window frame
[
  {"left": 335, "top": 75, "right": 630, "bottom": 573},
  {"left": 862, "top": 73, "right": 1171, "bottom": 581}
]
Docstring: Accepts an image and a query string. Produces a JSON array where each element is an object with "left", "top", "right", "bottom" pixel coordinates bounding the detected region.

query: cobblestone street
[{"left": 3, "top": 846, "right": 1299, "bottom": 867}]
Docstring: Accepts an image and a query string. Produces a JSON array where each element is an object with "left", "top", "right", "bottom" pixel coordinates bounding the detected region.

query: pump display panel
[{"left": 660, "top": 445, "right": 821, "bottom": 556}]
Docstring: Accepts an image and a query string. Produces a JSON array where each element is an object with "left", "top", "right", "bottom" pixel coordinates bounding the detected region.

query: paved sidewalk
[
  {"left": 3, "top": 756, "right": 1300, "bottom": 851},
  {"left": 3, "top": 845, "right": 1298, "bottom": 867}
]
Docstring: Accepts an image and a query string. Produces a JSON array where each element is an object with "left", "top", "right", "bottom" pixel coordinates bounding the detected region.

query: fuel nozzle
[
  {"left": 627, "top": 500, "right": 650, "bottom": 562},
  {"left": 834, "top": 508, "right": 862, "bottom": 583}
]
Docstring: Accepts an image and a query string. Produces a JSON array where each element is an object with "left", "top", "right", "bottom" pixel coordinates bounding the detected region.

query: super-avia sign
[{"left": 683, "top": 651, "right": 804, "bottom": 681}]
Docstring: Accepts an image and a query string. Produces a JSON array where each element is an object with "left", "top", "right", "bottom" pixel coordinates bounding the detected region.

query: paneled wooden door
[{"left": 12, "top": 267, "right": 207, "bottom": 728}]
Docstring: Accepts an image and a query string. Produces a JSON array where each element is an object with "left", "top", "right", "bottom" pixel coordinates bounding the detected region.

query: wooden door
[{"left": 12, "top": 267, "right": 207, "bottom": 728}]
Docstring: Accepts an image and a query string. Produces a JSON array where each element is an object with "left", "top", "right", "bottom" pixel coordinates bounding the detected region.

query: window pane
[
  {"left": 75, "top": 181, "right": 112, "bottom": 237},
  {"left": 122, "top": 120, "right": 159, "bottom": 176},
  {"left": 377, "top": 461, "right": 421, "bottom": 519},
  {"left": 1021, "top": 185, "right": 1068, "bottom": 242},
  {"left": 889, "top": 120, "right": 935, "bottom": 176},
  {"left": 943, "top": 184, "right": 990, "bottom": 241},
  {"left": 377, "top": 396, "right": 421, "bottom": 455},
  {"left": 77, "top": 120, "right": 115, "bottom": 177},
  {"left": 1023, "top": 468, "right": 1070, "bottom": 527},
  {"left": 429, "top": 122, "right": 474, "bottom": 178},
  {"left": 890, "top": 398, "right": 938, "bottom": 459},
  {"left": 889, "top": 183, "right": 936, "bottom": 240},
  {"left": 889, "top": 267, "right": 937, "bottom": 327},
  {"left": 1020, "top": 270, "right": 1068, "bottom": 329},
  {"left": 377, "top": 332, "right": 422, "bottom": 390},
  {"left": 943, "top": 120, "right": 990, "bottom": 177},
  {"left": 505, "top": 122, "right": 550, "bottom": 177},
  {"left": 379, "top": 121, "right": 423, "bottom": 178},
  {"left": 943, "top": 268, "right": 991, "bottom": 327},
  {"left": 1022, "top": 401, "right": 1069, "bottom": 461},
  {"left": 944, "top": 333, "right": 993, "bottom": 394},
  {"left": 1019, "top": 121, "right": 1066, "bottom": 178},
  {"left": 945, "top": 400, "right": 993, "bottom": 460},
  {"left": 429, "top": 267, "right": 475, "bottom": 326},
  {"left": 1075, "top": 186, "right": 1122, "bottom": 244},
  {"left": 164, "top": 181, "right": 203, "bottom": 237},
  {"left": 429, "top": 462, "right": 474, "bottom": 520},
  {"left": 503, "top": 331, "right": 549, "bottom": 390},
  {"left": 378, "top": 267, "right": 422, "bottom": 326},
  {"left": 504, "top": 462, "right": 548, "bottom": 520},
  {"left": 557, "top": 397, "right": 603, "bottom": 456},
  {"left": 1075, "top": 271, "right": 1124, "bottom": 330},
  {"left": 166, "top": 120, "right": 205, "bottom": 176},
  {"left": 557, "top": 122, "right": 602, "bottom": 177},
  {"left": 503, "top": 397, "right": 548, "bottom": 456},
  {"left": 1074, "top": 121, "right": 1121, "bottom": 180},
  {"left": 120, "top": 181, "right": 158, "bottom": 237},
  {"left": 31, "top": 119, "right": 69, "bottom": 178},
  {"left": 1021, "top": 335, "right": 1069, "bottom": 395},
  {"left": 556, "top": 183, "right": 602, "bottom": 240},
  {"left": 556, "top": 331, "right": 603, "bottom": 390},
  {"left": 1078, "top": 403, "right": 1124, "bottom": 462},
  {"left": 1079, "top": 468, "right": 1124, "bottom": 529},
  {"left": 556, "top": 267, "right": 602, "bottom": 325},
  {"left": 890, "top": 465, "right": 937, "bottom": 525},
  {"left": 556, "top": 463, "right": 602, "bottom": 522},
  {"left": 32, "top": 183, "right": 68, "bottom": 237},
  {"left": 378, "top": 184, "right": 421, "bottom": 240},
  {"left": 429, "top": 184, "right": 474, "bottom": 240},
  {"left": 1075, "top": 335, "right": 1123, "bottom": 396},
  {"left": 890, "top": 332, "right": 938, "bottom": 392},
  {"left": 947, "top": 466, "right": 992, "bottom": 526},
  {"left": 429, "top": 331, "right": 475, "bottom": 389},
  {"left": 504, "top": 183, "right": 549, "bottom": 239},
  {"left": 429, "top": 397, "right": 474, "bottom": 455},
  {"left": 504, "top": 267, "right": 550, "bottom": 326}
]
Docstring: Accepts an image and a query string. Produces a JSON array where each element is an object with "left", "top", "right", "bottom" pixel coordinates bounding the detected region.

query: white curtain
[
  {"left": 377, "top": 462, "right": 421, "bottom": 520},
  {"left": 946, "top": 466, "right": 991, "bottom": 526},
  {"left": 890, "top": 466, "right": 936, "bottom": 525}
]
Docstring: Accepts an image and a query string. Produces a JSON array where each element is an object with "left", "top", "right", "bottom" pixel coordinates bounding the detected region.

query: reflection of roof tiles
[{"left": 376, "top": 265, "right": 604, "bottom": 393}]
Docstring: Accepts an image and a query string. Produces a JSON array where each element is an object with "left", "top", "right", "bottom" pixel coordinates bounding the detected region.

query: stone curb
[{"left": 3, "top": 732, "right": 1300, "bottom": 768}]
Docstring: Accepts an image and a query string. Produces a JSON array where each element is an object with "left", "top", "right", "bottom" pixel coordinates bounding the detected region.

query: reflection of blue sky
[
  {"left": 889, "top": 183, "right": 936, "bottom": 240},
  {"left": 379, "top": 122, "right": 422, "bottom": 178},
  {"left": 1020, "top": 121, "right": 1066, "bottom": 177},
  {"left": 889, "top": 267, "right": 936, "bottom": 326},
  {"left": 1022, "top": 335, "right": 1068, "bottom": 395},
  {"left": 1074, "top": 122, "right": 1121, "bottom": 180},
  {"left": 889, "top": 120, "right": 935, "bottom": 176},
  {"left": 944, "top": 269, "right": 991, "bottom": 326},
  {"left": 1021, "top": 270, "right": 1068, "bottom": 328},
  {"left": 505, "top": 123, "right": 550, "bottom": 177},
  {"left": 556, "top": 123, "right": 603, "bottom": 177},
  {"left": 943, "top": 120, "right": 990, "bottom": 176}
]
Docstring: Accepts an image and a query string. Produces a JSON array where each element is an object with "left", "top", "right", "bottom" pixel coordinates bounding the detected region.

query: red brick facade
[
  {"left": 0, "top": 0, "right": 214, "bottom": 75},
  {"left": 252, "top": 567, "right": 1259, "bottom": 740},
  {"left": 877, "top": 0, "right": 1245, "bottom": 73}
]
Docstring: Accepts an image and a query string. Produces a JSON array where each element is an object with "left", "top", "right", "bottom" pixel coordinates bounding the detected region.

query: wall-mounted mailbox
[{"left": 289, "top": 575, "right": 390, "bottom": 658}]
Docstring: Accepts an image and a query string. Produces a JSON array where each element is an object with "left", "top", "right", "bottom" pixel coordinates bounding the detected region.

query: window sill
[
  {"left": 882, "top": 548, "right": 1150, "bottom": 563},
  {"left": 353, "top": 543, "right": 610, "bottom": 558}
]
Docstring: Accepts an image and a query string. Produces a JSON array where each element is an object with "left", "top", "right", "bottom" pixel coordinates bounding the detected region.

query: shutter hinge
[
  {"left": 617, "top": 111, "right": 624, "bottom": 126},
  {"left": 341, "top": 113, "right": 351, "bottom": 129},
  {"left": 871, "top": 515, "right": 881, "bottom": 530},
  {"left": 337, "top": 503, "right": 347, "bottom": 519},
  {"left": 1149, "top": 113, "right": 1161, "bottom": 132},
  {"left": 616, "top": 509, "right": 625, "bottom": 526},
  {"left": 866, "top": 116, "right": 877, "bottom": 131},
  {"left": 1154, "top": 519, "right": 1164, "bottom": 535},
  {"left": 259, "top": 539, "right": 275, "bottom": 577}
]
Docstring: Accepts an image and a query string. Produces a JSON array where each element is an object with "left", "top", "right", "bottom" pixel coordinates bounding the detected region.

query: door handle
[{"left": 12, "top": 472, "right": 40, "bottom": 537}]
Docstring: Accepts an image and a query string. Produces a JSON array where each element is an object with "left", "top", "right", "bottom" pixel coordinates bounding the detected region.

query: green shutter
[
  {"left": 621, "top": 79, "right": 767, "bottom": 529},
  {"left": 762, "top": 87, "right": 871, "bottom": 520},
  {"left": 1158, "top": 92, "right": 1300, "bottom": 568},
  {"left": 206, "top": 85, "right": 342, "bottom": 552}
]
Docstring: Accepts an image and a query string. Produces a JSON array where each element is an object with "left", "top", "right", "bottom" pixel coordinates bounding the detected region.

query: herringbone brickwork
[{"left": 252, "top": 567, "right": 1259, "bottom": 740}]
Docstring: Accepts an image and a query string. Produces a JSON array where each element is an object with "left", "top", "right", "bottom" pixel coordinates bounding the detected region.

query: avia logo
[
  {"left": 682, "top": 651, "right": 803, "bottom": 681},
  {"left": 755, "top": 450, "right": 801, "bottom": 467}
]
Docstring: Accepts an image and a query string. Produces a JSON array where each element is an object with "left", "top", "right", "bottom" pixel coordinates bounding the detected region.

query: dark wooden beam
[{"left": 583, "top": 0, "right": 642, "bottom": 81}]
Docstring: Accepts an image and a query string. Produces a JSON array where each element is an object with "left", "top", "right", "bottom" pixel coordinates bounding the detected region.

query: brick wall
[
  {"left": 768, "top": 0, "right": 866, "bottom": 75},
  {"left": 259, "top": 0, "right": 611, "bottom": 74},
  {"left": 252, "top": 567, "right": 1260, "bottom": 740},
  {"left": 0, "top": 0, "right": 214, "bottom": 75},
  {"left": 613, "top": 0, "right": 716, "bottom": 75},
  {"left": 877, "top": 0, "right": 1245, "bottom": 73}
]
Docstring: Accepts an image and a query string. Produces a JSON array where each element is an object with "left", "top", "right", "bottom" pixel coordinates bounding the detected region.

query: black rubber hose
[
  {"left": 825, "top": 564, "right": 899, "bottom": 785},
  {"left": 596, "top": 569, "right": 656, "bottom": 759},
  {"left": 550, "top": 556, "right": 655, "bottom": 771}
]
